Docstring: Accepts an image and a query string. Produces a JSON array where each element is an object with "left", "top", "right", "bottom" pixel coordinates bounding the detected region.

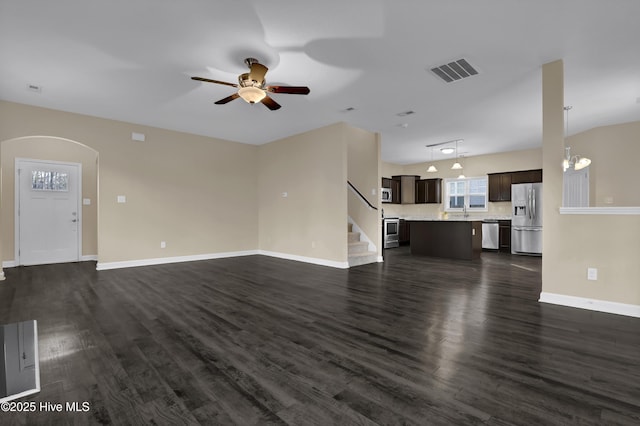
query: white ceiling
[{"left": 1, "top": 0, "right": 639, "bottom": 165}]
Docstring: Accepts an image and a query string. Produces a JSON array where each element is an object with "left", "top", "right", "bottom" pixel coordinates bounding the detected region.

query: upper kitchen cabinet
[
  {"left": 381, "top": 177, "right": 392, "bottom": 189},
  {"left": 511, "top": 169, "right": 542, "bottom": 184},
  {"left": 488, "top": 173, "right": 512, "bottom": 202},
  {"left": 488, "top": 169, "right": 542, "bottom": 202},
  {"left": 392, "top": 175, "right": 420, "bottom": 204},
  {"left": 415, "top": 178, "right": 442, "bottom": 204}
]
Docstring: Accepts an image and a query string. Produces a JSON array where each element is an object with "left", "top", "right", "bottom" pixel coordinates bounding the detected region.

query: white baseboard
[
  {"left": 7, "top": 250, "right": 350, "bottom": 272},
  {"left": 96, "top": 250, "right": 260, "bottom": 271},
  {"left": 258, "top": 250, "right": 349, "bottom": 269},
  {"left": 539, "top": 292, "right": 640, "bottom": 318},
  {"left": 0, "top": 270, "right": 4, "bottom": 281},
  {"left": 377, "top": 256, "right": 384, "bottom": 262},
  {"left": 3, "top": 255, "right": 97, "bottom": 268}
]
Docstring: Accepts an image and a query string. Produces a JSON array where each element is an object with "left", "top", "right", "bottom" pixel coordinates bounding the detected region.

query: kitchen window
[{"left": 444, "top": 177, "right": 488, "bottom": 212}]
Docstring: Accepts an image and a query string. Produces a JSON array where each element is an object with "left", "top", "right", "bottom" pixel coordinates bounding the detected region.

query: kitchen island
[{"left": 409, "top": 220, "right": 482, "bottom": 260}]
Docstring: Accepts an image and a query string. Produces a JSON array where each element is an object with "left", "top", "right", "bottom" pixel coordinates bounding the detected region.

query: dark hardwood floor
[{"left": 1, "top": 247, "right": 639, "bottom": 425}]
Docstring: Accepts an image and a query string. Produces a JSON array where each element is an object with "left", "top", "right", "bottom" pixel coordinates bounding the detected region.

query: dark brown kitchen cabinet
[
  {"left": 488, "top": 173, "right": 512, "bottom": 202},
  {"left": 488, "top": 169, "right": 542, "bottom": 202},
  {"left": 415, "top": 178, "right": 442, "bottom": 204},
  {"left": 499, "top": 220, "right": 511, "bottom": 252},
  {"left": 390, "top": 175, "right": 420, "bottom": 204},
  {"left": 381, "top": 177, "right": 392, "bottom": 189},
  {"left": 511, "top": 169, "right": 542, "bottom": 184},
  {"left": 390, "top": 178, "right": 401, "bottom": 204},
  {"left": 399, "top": 219, "right": 410, "bottom": 245}
]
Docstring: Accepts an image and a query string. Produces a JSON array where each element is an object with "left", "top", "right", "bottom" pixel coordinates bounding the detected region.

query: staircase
[{"left": 348, "top": 223, "right": 378, "bottom": 267}]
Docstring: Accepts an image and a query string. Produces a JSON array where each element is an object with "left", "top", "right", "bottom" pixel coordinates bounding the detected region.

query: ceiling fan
[{"left": 191, "top": 58, "right": 310, "bottom": 111}]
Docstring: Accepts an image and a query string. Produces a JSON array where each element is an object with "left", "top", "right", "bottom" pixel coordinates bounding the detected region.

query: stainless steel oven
[{"left": 383, "top": 217, "right": 400, "bottom": 249}]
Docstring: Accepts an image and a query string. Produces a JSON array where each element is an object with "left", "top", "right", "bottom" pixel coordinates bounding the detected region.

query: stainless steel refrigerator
[{"left": 511, "top": 183, "right": 542, "bottom": 255}]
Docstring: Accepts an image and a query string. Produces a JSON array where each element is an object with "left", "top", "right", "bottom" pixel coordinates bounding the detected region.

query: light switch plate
[
  {"left": 83, "top": 198, "right": 91, "bottom": 205},
  {"left": 117, "top": 195, "right": 126, "bottom": 203},
  {"left": 587, "top": 268, "right": 598, "bottom": 280}
]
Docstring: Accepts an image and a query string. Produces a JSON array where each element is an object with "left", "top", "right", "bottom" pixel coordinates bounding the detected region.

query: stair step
[
  {"left": 348, "top": 223, "right": 353, "bottom": 233},
  {"left": 348, "top": 231, "right": 361, "bottom": 243},
  {"left": 348, "top": 251, "right": 378, "bottom": 267},
  {"left": 348, "top": 241, "right": 369, "bottom": 254}
]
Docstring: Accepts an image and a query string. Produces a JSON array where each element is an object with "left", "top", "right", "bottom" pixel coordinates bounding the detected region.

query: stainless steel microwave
[{"left": 381, "top": 187, "right": 392, "bottom": 203}]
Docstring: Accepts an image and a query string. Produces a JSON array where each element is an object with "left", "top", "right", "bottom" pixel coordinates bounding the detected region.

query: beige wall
[
  {"left": 258, "top": 123, "right": 348, "bottom": 264},
  {"left": 1, "top": 137, "right": 98, "bottom": 259},
  {"left": 382, "top": 148, "right": 542, "bottom": 218},
  {"left": 0, "top": 101, "right": 259, "bottom": 265},
  {"left": 347, "top": 127, "right": 381, "bottom": 256},
  {"left": 567, "top": 121, "right": 640, "bottom": 206},
  {"left": 542, "top": 60, "right": 640, "bottom": 307}
]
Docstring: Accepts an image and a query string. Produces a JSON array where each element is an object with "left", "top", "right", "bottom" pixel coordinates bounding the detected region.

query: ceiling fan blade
[
  {"left": 214, "top": 93, "right": 240, "bottom": 104},
  {"left": 249, "top": 63, "right": 268, "bottom": 84},
  {"left": 261, "top": 95, "right": 281, "bottom": 110},
  {"left": 191, "top": 76, "right": 238, "bottom": 88},
  {"left": 266, "top": 85, "right": 310, "bottom": 95}
]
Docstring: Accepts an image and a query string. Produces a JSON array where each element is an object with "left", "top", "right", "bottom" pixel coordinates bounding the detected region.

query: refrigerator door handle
[{"left": 532, "top": 188, "right": 536, "bottom": 221}]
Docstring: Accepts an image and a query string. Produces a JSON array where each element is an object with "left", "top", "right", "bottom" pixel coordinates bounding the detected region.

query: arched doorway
[{"left": 0, "top": 136, "right": 99, "bottom": 268}]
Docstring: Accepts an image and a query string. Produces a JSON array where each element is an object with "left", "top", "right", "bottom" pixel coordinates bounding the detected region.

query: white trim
[
  {"left": 2, "top": 257, "right": 95, "bottom": 268},
  {"left": 559, "top": 207, "right": 640, "bottom": 215},
  {"left": 258, "top": 250, "right": 349, "bottom": 269},
  {"left": 0, "top": 270, "right": 5, "bottom": 281},
  {"left": 348, "top": 216, "right": 377, "bottom": 252},
  {"left": 377, "top": 255, "right": 384, "bottom": 262},
  {"left": 0, "top": 320, "right": 40, "bottom": 403},
  {"left": 96, "top": 250, "right": 260, "bottom": 270},
  {"left": 539, "top": 292, "right": 640, "bottom": 318}
]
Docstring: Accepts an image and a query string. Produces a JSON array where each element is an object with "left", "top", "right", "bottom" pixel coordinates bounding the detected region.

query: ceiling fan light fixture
[
  {"left": 238, "top": 86, "right": 266, "bottom": 104},
  {"left": 440, "top": 147, "right": 455, "bottom": 154}
]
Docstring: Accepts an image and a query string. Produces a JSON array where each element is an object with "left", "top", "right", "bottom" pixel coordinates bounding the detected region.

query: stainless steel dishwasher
[{"left": 482, "top": 220, "right": 499, "bottom": 250}]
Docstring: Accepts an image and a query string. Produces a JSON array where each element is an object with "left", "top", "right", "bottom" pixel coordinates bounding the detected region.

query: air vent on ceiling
[
  {"left": 397, "top": 110, "right": 415, "bottom": 117},
  {"left": 430, "top": 59, "right": 479, "bottom": 83}
]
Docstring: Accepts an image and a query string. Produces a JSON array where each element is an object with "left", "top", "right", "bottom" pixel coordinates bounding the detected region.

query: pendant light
[
  {"left": 451, "top": 139, "right": 463, "bottom": 170},
  {"left": 456, "top": 155, "right": 465, "bottom": 178},
  {"left": 427, "top": 146, "right": 437, "bottom": 172},
  {"left": 562, "top": 106, "right": 591, "bottom": 171}
]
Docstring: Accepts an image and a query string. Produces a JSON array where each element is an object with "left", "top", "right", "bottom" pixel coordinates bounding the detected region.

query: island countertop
[{"left": 408, "top": 219, "right": 482, "bottom": 260}]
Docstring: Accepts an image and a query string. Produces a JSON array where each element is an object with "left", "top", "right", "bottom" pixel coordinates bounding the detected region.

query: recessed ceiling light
[
  {"left": 397, "top": 123, "right": 409, "bottom": 128},
  {"left": 342, "top": 107, "right": 356, "bottom": 112}
]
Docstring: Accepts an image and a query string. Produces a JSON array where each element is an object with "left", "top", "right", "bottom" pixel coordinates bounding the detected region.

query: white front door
[{"left": 16, "top": 159, "right": 81, "bottom": 265}]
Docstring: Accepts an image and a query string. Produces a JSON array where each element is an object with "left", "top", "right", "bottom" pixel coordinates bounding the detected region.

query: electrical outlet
[{"left": 587, "top": 267, "right": 598, "bottom": 281}]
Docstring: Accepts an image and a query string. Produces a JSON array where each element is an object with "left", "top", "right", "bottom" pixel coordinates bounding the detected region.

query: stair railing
[{"left": 347, "top": 181, "right": 378, "bottom": 210}]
